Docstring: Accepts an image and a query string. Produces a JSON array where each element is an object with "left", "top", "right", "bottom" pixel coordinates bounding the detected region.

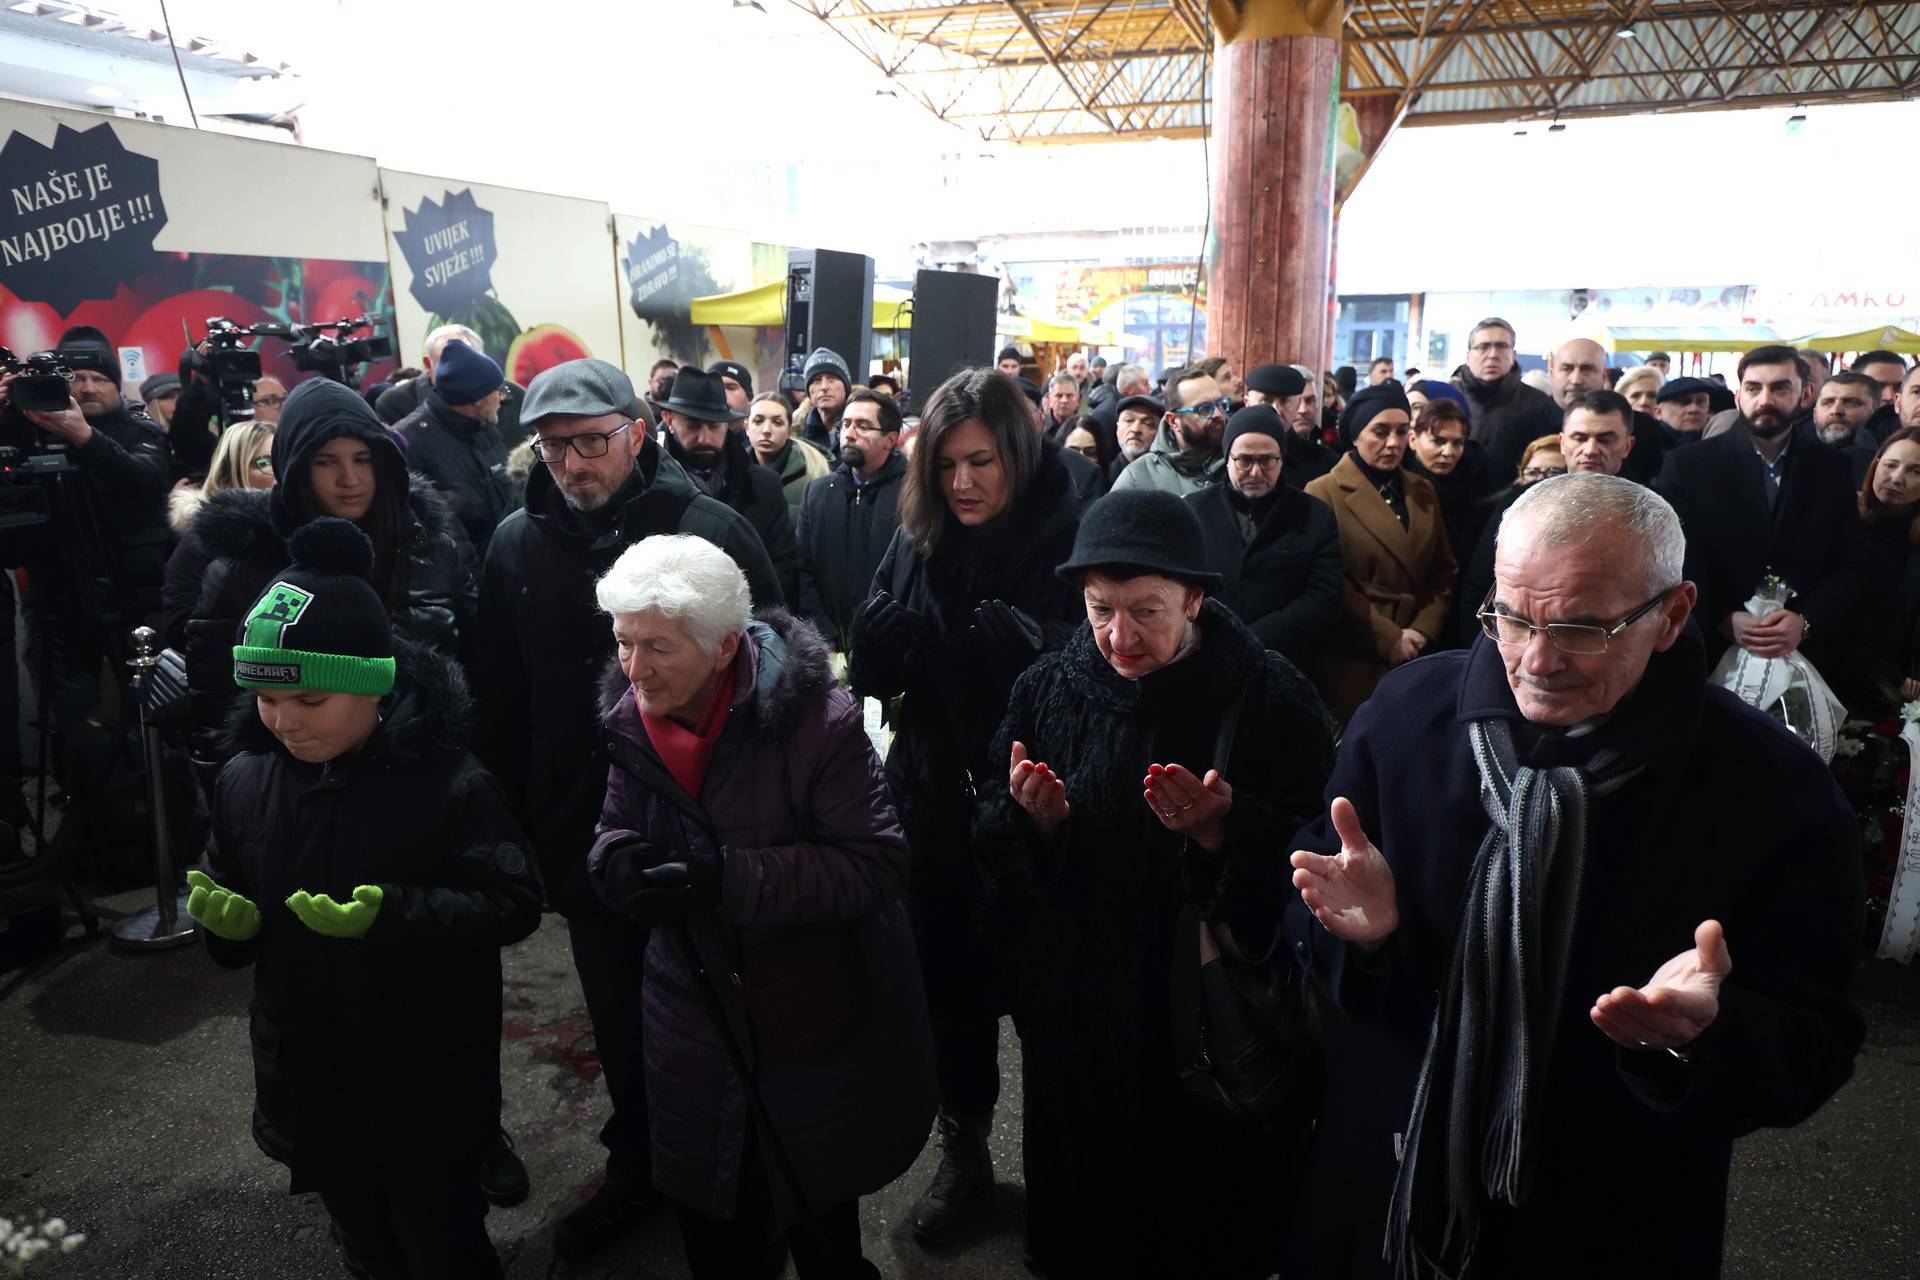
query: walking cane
[
  {"left": 675, "top": 911, "right": 852, "bottom": 1280},
  {"left": 110, "top": 626, "right": 195, "bottom": 950}
]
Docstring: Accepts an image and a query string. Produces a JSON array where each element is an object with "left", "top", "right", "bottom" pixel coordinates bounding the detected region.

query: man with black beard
[
  {"left": 1653, "top": 344, "right": 1863, "bottom": 669},
  {"left": 1110, "top": 366, "right": 1229, "bottom": 496},
  {"left": 1811, "top": 371, "right": 1880, "bottom": 486},
  {"left": 796, "top": 388, "right": 908, "bottom": 649},
  {"left": 655, "top": 367, "right": 797, "bottom": 604}
]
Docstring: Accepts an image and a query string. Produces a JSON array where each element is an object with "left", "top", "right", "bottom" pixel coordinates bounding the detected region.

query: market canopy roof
[
  {"left": 690, "top": 281, "right": 912, "bottom": 329},
  {"left": 784, "top": 2, "right": 1920, "bottom": 143},
  {"left": 1791, "top": 325, "right": 1920, "bottom": 354},
  {"left": 1595, "top": 325, "right": 1786, "bottom": 354}
]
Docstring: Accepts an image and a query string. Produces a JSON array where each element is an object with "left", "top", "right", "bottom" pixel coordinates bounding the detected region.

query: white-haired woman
[
  {"left": 1615, "top": 364, "right": 1663, "bottom": 420},
  {"left": 585, "top": 535, "right": 935, "bottom": 1280}
]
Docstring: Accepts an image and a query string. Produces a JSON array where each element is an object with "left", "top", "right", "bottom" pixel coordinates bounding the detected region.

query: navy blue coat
[{"left": 1284, "top": 635, "right": 1864, "bottom": 1278}]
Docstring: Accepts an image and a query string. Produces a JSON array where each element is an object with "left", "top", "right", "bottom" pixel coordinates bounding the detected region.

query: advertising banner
[
  {"left": 0, "top": 101, "right": 396, "bottom": 394},
  {"left": 380, "top": 168, "right": 622, "bottom": 385},
  {"left": 614, "top": 213, "right": 792, "bottom": 392}
]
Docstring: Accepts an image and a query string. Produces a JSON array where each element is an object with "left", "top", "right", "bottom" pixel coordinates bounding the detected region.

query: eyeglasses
[
  {"left": 494, "top": 384, "right": 514, "bottom": 403},
  {"left": 1228, "top": 453, "right": 1282, "bottom": 472},
  {"left": 1476, "top": 585, "right": 1677, "bottom": 656},
  {"left": 1176, "top": 397, "right": 1233, "bottom": 420},
  {"left": 533, "top": 422, "right": 632, "bottom": 464},
  {"left": 249, "top": 456, "right": 274, "bottom": 472},
  {"left": 1470, "top": 341, "right": 1514, "bottom": 355},
  {"left": 254, "top": 394, "right": 287, "bottom": 408},
  {"left": 1520, "top": 464, "right": 1567, "bottom": 481}
]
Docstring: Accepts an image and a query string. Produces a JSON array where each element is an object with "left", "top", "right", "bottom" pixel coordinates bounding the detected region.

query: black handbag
[{"left": 1171, "top": 682, "right": 1330, "bottom": 1133}]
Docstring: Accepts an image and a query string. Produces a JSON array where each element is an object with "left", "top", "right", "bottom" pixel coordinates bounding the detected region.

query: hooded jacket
[
  {"left": 589, "top": 610, "right": 935, "bottom": 1224},
  {"left": 202, "top": 642, "right": 542, "bottom": 1190},
  {"left": 181, "top": 381, "right": 478, "bottom": 750},
  {"left": 1109, "top": 417, "right": 1226, "bottom": 497},
  {"left": 665, "top": 430, "right": 799, "bottom": 605},
  {"left": 394, "top": 389, "right": 514, "bottom": 560},
  {"left": 795, "top": 451, "right": 908, "bottom": 648},
  {"left": 472, "top": 432, "right": 781, "bottom": 917}
]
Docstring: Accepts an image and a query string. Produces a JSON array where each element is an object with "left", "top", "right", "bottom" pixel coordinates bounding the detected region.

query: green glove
[
  {"left": 285, "top": 885, "right": 384, "bottom": 940},
  {"left": 185, "top": 869, "right": 261, "bottom": 942}
]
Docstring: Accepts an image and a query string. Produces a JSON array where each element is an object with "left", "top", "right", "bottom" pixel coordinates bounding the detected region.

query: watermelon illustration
[
  {"left": 427, "top": 293, "right": 522, "bottom": 369},
  {"left": 506, "top": 323, "right": 591, "bottom": 384}
]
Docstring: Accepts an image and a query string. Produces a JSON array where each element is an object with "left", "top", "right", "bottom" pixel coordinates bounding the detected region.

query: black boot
[
  {"left": 908, "top": 1110, "right": 993, "bottom": 1247},
  {"left": 553, "top": 1179, "right": 662, "bottom": 1261},
  {"left": 478, "top": 1127, "right": 529, "bottom": 1207}
]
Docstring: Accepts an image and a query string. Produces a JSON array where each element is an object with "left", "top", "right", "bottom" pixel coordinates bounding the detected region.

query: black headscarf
[{"left": 1340, "top": 382, "right": 1414, "bottom": 528}]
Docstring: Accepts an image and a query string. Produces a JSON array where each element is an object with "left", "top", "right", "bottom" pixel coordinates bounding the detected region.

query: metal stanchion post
[{"left": 110, "top": 625, "right": 196, "bottom": 950}]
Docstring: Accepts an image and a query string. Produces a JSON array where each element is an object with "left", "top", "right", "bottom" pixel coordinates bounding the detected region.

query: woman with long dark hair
[
  {"left": 849, "top": 367, "right": 1082, "bottom": 1248},
  {"left": 1842, "top": 425, "right": 1920, "bottom": 709}
]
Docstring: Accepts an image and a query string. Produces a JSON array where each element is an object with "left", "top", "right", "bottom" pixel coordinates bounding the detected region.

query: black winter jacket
[
  {"left": 376, "top": 374, "right": 529, "bottom": 448},
  {"left": 974, "top": 601, "right": 1333, "bottom": 1278},
  {"left": 179, "top": 389, "right": 477, "bottom": 750},
  {"left": 473, "top": 436, "right": 781, "bottom": 917},
  {"left": 1185, "top": 483, "right": 1344, "bottom": 668},
  {"left": 665, "top": 432, "right": 798, "bottom": 605},
  {"left": 394, "top": 390, "right": 514, "bottom": 560},
  {"left": 1453, "top": 366, "right": 1562, "bottom": 481},
  {"left": 849, "top": 444, "right": 1082, "bottom": 879},
  {"left": 202, "top": 644, "right": 541, "bottom": 1191},
  {"left": 795, "top": 452, "right": 907, "bottom": 648}
]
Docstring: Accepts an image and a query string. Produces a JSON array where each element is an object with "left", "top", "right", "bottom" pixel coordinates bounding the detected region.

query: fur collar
[{"left": 190, "top": 471, "right": 463, "bottom": 563}]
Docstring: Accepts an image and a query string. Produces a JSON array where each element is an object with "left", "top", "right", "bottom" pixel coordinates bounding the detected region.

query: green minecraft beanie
[{"left": 233, "top": 518, "right": 395, "bottom": 696}]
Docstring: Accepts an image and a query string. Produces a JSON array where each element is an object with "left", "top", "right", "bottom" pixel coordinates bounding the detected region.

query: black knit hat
[
  {"left": 707, "top": 359, "right": 753, "bottom": 397},
  {"left": 1339, "top": 381, "right": 1412, "bottom": 445},
  {"left": 1056, "top": 488, "right": 1223, "bottom": 590},
  {"left": 233, "top": 519, "right": 395, "bottom": 696},
  {"left": 433, "top": 339, "right": 503, "bottom": 406},
  {"left": 1222, "top": 404, "right": 1287, "bottom": 458},
  {"left": 1245, "top": 363, "right": 1306, "bottom": 399},
  {"left": 56, "top": 324, "right": 119, "bottom": 387}
]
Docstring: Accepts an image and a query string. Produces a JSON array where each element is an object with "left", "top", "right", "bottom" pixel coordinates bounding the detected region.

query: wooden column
[{"left": 1205, "top": 1, "right": 1344, "bottom": 375}]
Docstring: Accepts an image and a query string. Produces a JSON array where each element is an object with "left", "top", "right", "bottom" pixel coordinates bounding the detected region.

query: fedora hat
[{"left": 651, "top": 367, "right": 746, "bottom": 423}]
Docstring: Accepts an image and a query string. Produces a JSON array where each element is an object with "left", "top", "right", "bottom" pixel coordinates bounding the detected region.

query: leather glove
[
  {"left": 973, "top": 598, "right": 1043, "bottom": 666},
  {"left": 285, "top": 886, "right": 384, "bottom": 940},
  {"left": 628, "top": 853, "right": 724, "bottom": 925},
  {"left": 852, "top": 591, "right": 925, "bottom": 691},
  {"left": 185, "top": 869, "right": 261, "bottom": 942}
]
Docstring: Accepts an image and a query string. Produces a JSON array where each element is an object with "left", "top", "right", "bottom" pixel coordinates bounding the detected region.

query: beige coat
[{"left": 1304, "top": 453, "right": 1457, "bottom": 717}]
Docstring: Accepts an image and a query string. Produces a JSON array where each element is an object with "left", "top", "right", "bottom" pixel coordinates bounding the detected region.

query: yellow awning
[
  {"left": 1790, "top": 325, "right": 1920, "bottom": 354},
  {"left": 689, "top": 280, "right": 910, "bottom": 329},
  {"left": 1000, "top": 311, "right": 1082, "bottom": 344},
  {"left": 1595, "top": 325, "right": 1785, "bottom": 354}
]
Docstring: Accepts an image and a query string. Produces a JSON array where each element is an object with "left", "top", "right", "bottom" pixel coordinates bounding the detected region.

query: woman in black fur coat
[{"left": 974, "top": 488, "right": 1334, "bottom": 1279}]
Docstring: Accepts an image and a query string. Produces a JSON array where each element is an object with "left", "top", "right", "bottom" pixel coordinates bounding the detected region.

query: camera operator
[
  {"left": 167, "top": 341, "right": 289, "bottom": 480},
  {"left": 0, "top": 324, "right": 172, "bottom": 790}
]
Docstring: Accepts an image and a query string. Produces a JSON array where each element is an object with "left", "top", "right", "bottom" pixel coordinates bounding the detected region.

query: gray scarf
[{"left": 1386, "top": 716, "right": 1643, "bottom": 1279}]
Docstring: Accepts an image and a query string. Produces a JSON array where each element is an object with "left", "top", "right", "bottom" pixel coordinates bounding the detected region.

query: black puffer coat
[
  {"left": 974, "top": 600, "right": 1334, "bottom": 1279},
  {"left": 795, "top": 451, "right": 908, "bottom": 649},
  {"left": 180, "top": 383, "right": 477, "bottom": 752},
  {"left": 201, "top": 643, "right": 542, "bottom": 1191},
  {"left": 473, "top": 435, "right": 781, "bottom": 918}
]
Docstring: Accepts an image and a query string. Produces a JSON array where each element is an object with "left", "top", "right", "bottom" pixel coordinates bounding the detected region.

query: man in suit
[{"left": 1652, "top": 344, "right": 1864, "bottom": 668}]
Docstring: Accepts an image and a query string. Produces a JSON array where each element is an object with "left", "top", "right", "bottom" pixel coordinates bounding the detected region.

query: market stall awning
[
  {"left": 1790, "top": 325, "right": 1920, "bottom": 354},
  {"left": 1596, "top": 326, "right": 1785, "bottom": 354},
  {"left": 690, "top": 280, "right": 909, "bottom": 329}
]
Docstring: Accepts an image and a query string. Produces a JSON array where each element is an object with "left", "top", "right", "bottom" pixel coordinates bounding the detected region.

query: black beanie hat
[
  {"left": 432, "top": 339, "right": 503, "bottom": 406},
  {"left": 1245, "top": 363, "right": 1306, "bottom": 399},
  {"left": 1339, "top": 382, "right": 1412, "bottom": 446},
  {"left": 56, "top": 324, "right": 120, "bottom": 387},
  {"left": 1055, "top": 488, "right": 1223, "bottom": 590},
  {"left": 708, "top": 359, "right": 753, "bottom": 397},
  {"left": 233, "top": 519, "right": 395, "bottom": 696},
  {"left": 997, "top": 346, "right": 1023, "bottom": 365},
  {"left": 1221, "top": 403, "right": 1287, "bottom": 459}
]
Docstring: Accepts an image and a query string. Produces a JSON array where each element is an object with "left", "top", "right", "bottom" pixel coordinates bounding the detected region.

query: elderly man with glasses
[
  {"left": 1110, "top": 364, "right": 1232, "bottom": 496},
  {"left": 1284, "top": 473, "right": 1863, "bottom": 1279},
  {"left": 470, "top": 357, "right": 780, "bottom": 1264}
]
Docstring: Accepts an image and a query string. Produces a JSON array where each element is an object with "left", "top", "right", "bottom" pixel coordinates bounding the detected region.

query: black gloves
[
  {"left": 973, "top": 598, "right": 1044, "bottom": 668},
  {"left": 592, "top": 835, "right": 724, "bottom": 925},
  {"left": 851, "top": 590, "right": 926, "bottom": 694}
]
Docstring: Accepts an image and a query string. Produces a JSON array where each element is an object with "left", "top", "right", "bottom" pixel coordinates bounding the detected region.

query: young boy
[{"left": 186, "top": 518, "right": 540, "bottom": 1279}]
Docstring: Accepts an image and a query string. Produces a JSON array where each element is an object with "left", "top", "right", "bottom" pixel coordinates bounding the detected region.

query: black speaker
[
  {"left": 785, "top": 248, "right": 873, "bottom": 386},
  {"left": 906, "top": 269, "right": 999, "bottom": 412}
]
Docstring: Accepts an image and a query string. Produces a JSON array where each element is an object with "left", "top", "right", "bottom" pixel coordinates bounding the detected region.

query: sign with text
[{"left": 0, "top": 121, "right": 167, "bottom": 312}]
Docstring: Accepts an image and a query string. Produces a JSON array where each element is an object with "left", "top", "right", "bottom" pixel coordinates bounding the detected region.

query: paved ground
[{"left": 2, "top": 889, "right": 1915, "bottom": 1279}]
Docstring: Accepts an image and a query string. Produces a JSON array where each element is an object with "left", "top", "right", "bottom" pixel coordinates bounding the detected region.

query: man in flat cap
[{"left": 472, "top": 358, "right": 780, "bottom": 1264}]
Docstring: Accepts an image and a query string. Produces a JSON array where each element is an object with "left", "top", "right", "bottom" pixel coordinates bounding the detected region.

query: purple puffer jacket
[{"left": 589, "top": 609, "right": 936, "bottom": 1225}]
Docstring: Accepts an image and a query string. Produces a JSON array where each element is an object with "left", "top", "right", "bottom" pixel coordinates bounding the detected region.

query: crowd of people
[{"left": 0, "top": 309, "right": 1900, "bottom": 1278}]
